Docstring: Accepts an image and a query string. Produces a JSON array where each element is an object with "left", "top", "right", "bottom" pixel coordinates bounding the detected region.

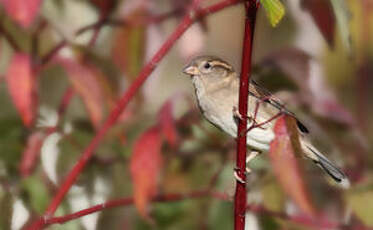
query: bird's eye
[{"left": 203, "top": 62, "right": 211, "bottom": 69}]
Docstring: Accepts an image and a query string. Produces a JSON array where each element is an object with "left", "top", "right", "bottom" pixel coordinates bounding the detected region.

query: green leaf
[
  {"left": 260, "top": 0, "right": 286, "bottom": 27},
  {"left": 22, "top": 176, "right": 50, "bottom": 214},
  {"left": 209, "top": 201, "right": 233, "bottom": 230},
  {"left": 261, "top": 180, "right": 285, "bottom": 212},
  {"left": 330, "top": 0, "right": 351, "bottom": 52},
  {"left": 0, "top": 191, "right": 12, "bottom": 229},
  {"left": 345, "top": 190, "right": 373, "bottom": 225}
]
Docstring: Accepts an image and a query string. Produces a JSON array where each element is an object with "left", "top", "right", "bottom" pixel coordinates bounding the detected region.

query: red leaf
[
  {"left": 130, "top": 126, "right": 162, "bottom": 219},
  {"left": 158, "top": 100, "right": 179, "bottom": 147},
  {"left": 19, "top": 132, "right": 44, "bottom": 177},
  {"left": 58, "top": 59, "right": 104, "bottom": 129},
  {"left": 301, "top": 0, "right": 336, "bottom": 47},
  {"left": 1, "top": 0, "right": 42, "bottom": 28},
  {"left": 6, "top": 53, "right": 35, "bottom": 127},
  {"left": 111, "top": 8, "right": 146, "bottom": 80},
  {"left": 315, "top": 99, "right": 355, "bottom": 125},
  {"left": 269, "top": 116, "right": 316, "bottom": 217}
]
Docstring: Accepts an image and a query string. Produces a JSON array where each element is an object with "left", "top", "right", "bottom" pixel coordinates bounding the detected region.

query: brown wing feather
[{"left": 249, "top": 80, "right": 309, "bottom": 134}]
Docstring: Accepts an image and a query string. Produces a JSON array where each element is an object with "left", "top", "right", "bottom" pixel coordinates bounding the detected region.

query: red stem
[
  {"left": 57, "top": 87, "right": 75, "bottom": 117},
  {"left": 36, "top": 191, "right": 372, "bottom": 230},
  {"left": 45, "top": 190, "right": 216, "bottom": 226},
  {"left": 234, "top": 1, "right": 258, "bottom": 230},
  {"left": 40, "top": 40, "right": 67, "bottom": 65},
  {"left": 26, "top": 1, "right": 242, "bottom": 229},
  {"left": 45, "top": 87, "right": 75, "bottom": 135},
  {"left": 86, "top": 13, "right": 108, "bottom": 48},
  {"left": 246, "top": 113, "right": 282, "bottom": 134}
]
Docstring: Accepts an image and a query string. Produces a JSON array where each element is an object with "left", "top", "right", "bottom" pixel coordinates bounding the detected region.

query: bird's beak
[{"left": 182, "top": 65, "right": 199, "bottom": 76}]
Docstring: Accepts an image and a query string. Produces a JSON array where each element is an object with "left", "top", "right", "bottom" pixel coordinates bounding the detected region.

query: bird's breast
[
  {"left": 193, "top": 81, "right": 275, "bottom": 152},
  {"left": 195, "top": 87, "right": 238, "bottom": 137}
]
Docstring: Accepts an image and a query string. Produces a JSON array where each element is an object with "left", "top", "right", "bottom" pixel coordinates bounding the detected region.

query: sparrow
[{"left": 182, "top": 55, "right": 349, "bottom": 188}]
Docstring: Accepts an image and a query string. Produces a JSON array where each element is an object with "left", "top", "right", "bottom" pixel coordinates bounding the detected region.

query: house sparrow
[{"left": 182, "top": 55, "right": 349, "bottom": 188}]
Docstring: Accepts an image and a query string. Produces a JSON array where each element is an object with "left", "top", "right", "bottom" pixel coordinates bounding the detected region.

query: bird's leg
[
  {"left": 232, "top": 106, "right": 253, "bottom": 122},
  {"left": 233, "top": 169, "right": 246, "bottom": 184},
  {"left": 233, "top": 150, "right": 261, "bottom": 183},
  {"left": 232, "top": 99, "right": 265, "bottom": 181},
  {"left": 246, "top": 150, "right": 260, "bottom": 173},
  {"left": 233, "top": 95, "right": 273, "bottom": 130},
  {"left": 232, "top": 106, "right": 249, "bottom": 184}
]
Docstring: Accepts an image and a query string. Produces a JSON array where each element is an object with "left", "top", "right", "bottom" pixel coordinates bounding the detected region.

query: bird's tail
[{"left": 301, "top": 140, "right": 350, "bottom": 188}]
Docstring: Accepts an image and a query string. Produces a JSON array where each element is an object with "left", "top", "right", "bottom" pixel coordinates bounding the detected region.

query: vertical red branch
[{"left": 234, "top": 1, "right": 258, "bottom": 230}]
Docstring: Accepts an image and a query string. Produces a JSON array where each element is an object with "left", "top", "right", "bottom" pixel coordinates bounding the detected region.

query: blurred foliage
[{"left": 0, "top": 0, "right": 372, "bottom": 230}]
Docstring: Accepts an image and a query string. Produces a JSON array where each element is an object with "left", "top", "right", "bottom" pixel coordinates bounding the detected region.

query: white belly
[
  {"left": 206, "top": 111, "right": 274, "bottom": 151},
  {"left": 196, "top": 89, "right": 275, "bottom": 152}
]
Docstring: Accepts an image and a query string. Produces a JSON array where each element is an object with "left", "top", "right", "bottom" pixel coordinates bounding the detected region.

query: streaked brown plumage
[{"left": 183, "top": 55, "right": 349, "bottom": 187}]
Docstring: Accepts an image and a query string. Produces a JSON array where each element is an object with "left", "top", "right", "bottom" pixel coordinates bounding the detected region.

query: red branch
[
  {"left": 35, "top": 191, "right": 372, "bottom": 230},
  {"left": 234, "top": 1, "right": 258, "bottom": 230},
  {"left": 45, "top": 190, "right": 222, "bottom": 226},
  {"left": 26, "top": 1, "right": 242, "bottom": 229}
]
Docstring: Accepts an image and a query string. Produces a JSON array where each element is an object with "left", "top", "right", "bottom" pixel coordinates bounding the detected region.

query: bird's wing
[{"left": 249, "top": 80, "right": 309, "bottom": 134}]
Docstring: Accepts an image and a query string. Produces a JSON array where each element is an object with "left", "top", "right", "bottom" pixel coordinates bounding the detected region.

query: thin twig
[
  {"left": 31, "top": 19, "right": 48, "bottom": 66},
  {"left": 245, "top": 112, "right": 282, "bottom": 134},
  {"left": 45, "top": 190, "right": 220, "bottom": 226},
  {"left": 45, "top": 87, "right": 75, "bottom": 135},
  {"left": 252, "top": 95, "right": 273, "bottom": 120},
  {"left": 40, "top": 8, "right": 185, "bottom": 66},
  {"left": 0, "top": 21, "right": 20, "bottom": 51},
  {"left": 40, "top": 40, "right": 67, "bottom": 65}
]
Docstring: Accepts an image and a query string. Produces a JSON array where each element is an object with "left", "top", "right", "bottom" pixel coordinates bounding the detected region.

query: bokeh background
[{"left": 0, "top": 0, "right": 372, "bottom": 229}]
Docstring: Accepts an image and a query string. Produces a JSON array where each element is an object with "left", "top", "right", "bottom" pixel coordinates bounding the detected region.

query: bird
[{"left": 182, "top": 55, "right": 349, "bottom": 188}]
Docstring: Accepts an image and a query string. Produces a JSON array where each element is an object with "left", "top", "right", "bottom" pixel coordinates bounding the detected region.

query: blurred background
[{"left": 0, "top": 0, "right": 372, "bottom": 229}]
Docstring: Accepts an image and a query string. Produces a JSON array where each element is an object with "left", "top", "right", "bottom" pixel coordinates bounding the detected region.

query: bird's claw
[
  {"left": 232, "top": 106, "right": 252, "bottom": 122},
  {"left": 232, "top": 106, "right": 243, "bottom": 120},
  {"left": 245, "top": 151, "right": 261, "bottom": 174},
  {"left": 246, "top": 151, "right": 260, "bottom": 164},
  {"left": 233, "top": 167, "right": 246, "bottom": 184}
]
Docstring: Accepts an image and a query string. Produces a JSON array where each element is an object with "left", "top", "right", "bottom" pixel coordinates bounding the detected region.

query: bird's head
[{"left": 182, "top": 56, "right": 236, "bottom": 85}]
